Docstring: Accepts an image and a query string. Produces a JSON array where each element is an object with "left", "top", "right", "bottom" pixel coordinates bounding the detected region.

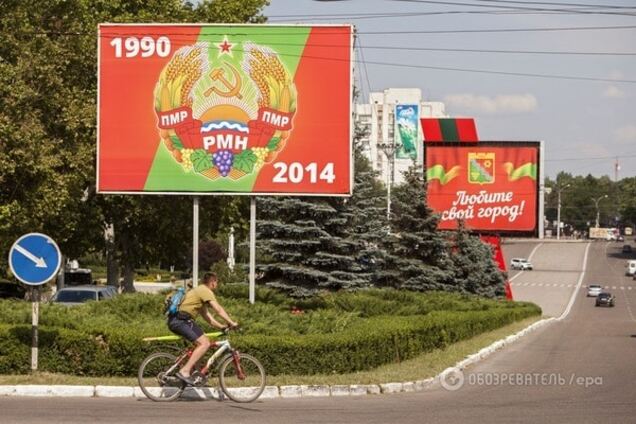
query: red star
[{"left": 218, "top": 38, "right": 232, "bottom": 54}]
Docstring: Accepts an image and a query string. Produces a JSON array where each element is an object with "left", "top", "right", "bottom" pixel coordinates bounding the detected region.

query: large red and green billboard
[
  {"left": 97, "top": 24, "right": 352, "bottom": 195},
  {"left": 425, "top": 142, "right": 540, "bottom": 233}
]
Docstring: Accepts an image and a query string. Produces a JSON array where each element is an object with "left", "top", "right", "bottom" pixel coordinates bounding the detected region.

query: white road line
[
  {"left": 621, "top": 287, "right": 625, "bottom": 290},
  {"left": 557, "top": 242, "right": 591, "bottom": 321},
  {"left": 531, "top": 283, "right": 536, "bottom": 286},
  {"left": 538, "top": 283, "right": 543, "bottom": 287},
  {"left": 612, "top": 286, "right": 616, "bottom": 290}
]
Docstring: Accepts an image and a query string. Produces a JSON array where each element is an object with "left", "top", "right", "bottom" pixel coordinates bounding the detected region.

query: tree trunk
[
  {"left": 122, "top": 262, "right": 136, "bottom": 293},
  {"left": 105, "top": 224, "right": 120, "bottom": 291}
]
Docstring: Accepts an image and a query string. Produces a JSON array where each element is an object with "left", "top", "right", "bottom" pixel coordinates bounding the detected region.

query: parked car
[
  {"left": 595, "top": 292, "right": 615, "bottom": 307},
  {"left": 587, "top": 284, "right": 603, "bottom": 297},
  {"left": 50, "top": 285, "right": 117, "bottom": 306},
  {"left": 626, "top": 260, "right": 636, "bottom": 276},
  {"left": 0, "top": 280, "right": 26, "bottom": 299},
  {"left": 510, "top": 258, "right": 533, "bottom": 270},
  {"left": 623, "top": 245, "right": 632, "bottom": 254}
]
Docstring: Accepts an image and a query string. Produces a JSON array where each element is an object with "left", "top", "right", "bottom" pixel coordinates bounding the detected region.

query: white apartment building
[{"left": 355, "top": 88, "right": 447, "bottom": 185}]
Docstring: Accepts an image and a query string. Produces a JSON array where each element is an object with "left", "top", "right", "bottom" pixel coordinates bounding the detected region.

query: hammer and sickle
[{"left": 204, "top": 62, "right": 243, "bottom": 99}]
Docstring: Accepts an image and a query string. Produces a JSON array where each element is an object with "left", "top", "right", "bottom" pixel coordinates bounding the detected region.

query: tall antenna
[{"left": 614, "top": 157, "right": 620, "bottom": 182}]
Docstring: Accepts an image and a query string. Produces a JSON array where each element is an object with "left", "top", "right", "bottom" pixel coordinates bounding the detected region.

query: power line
[
  {"left": 545, "top": 153, "right": 636, "bottom": 162},
  {"left": 359, "top": 45, "right": 636, "bottom": 56},
  {"left": 359, "top": 58, "right": 636, "bottom": 83},
  {"left": 391, "top": 0, "right": 636, "bottom": 16}
]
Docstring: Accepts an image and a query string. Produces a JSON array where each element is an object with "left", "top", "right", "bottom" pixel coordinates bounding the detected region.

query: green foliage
[
  {"left": 0, "top": 288, "right": 540, "bottom": 376},
  {"left": 0, "top": 0, "right": 266, "bottom": 279}
]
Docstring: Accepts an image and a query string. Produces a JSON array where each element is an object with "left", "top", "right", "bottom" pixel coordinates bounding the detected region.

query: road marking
[
  {"left": 621, "top": 287, "right": 625, "bottom": 290},
  {"left": 612, "top": 286, "right": 616, "bottom": 290},
  {"left": 557, "top": 242, "right": 590, "bottom": 321},
  {"left": 530, "top": 283, "right": 536, "bottom": 286},
  {"left": 538, "top": 283, "right": 543, "bottom": 286}
]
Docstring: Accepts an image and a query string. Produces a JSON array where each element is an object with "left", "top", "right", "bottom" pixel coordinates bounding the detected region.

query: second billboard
[{"left": 425, "top": 142, "right": 540, "bottom": 233}]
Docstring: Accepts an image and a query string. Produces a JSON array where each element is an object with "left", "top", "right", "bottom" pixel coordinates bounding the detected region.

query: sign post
[{"left": 9, "top": 233, "right": 62, "bottom": 371}]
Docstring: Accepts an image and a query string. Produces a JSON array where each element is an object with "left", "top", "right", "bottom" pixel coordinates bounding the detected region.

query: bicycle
[{"left": 138, "top": 328, "right": 266, "bottom": 403}]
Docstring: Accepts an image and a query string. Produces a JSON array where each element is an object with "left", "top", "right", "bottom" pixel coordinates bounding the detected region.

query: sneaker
[{"left": 175, "top": 372, "right": 194, "bottom": 386}]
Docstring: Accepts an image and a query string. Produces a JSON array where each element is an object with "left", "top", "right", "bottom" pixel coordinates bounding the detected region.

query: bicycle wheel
[
  {"left": 218, "top": 352, "right": 266, "bottom": 403},
  {"left": 138, "top": 352, "right": 185, "bottom": 402}
]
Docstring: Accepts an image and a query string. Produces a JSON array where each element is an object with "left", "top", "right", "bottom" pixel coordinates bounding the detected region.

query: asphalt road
[{"left": 4, "top": 241, "right": 636, "bottom": 423}]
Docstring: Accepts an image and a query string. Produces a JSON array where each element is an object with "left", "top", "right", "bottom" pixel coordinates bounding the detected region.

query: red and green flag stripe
[{"left": 421, "top": 118, "right": 478, "bottom": 142}]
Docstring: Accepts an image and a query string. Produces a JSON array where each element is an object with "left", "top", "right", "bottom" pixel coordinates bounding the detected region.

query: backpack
[{"left": 164, "top": 287, "right": 186, "bottom": 317}]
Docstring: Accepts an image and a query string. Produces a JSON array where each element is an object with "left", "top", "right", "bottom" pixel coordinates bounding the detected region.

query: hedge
[{"left": 0, "top": 303, "right": 539, "bottom": 376}]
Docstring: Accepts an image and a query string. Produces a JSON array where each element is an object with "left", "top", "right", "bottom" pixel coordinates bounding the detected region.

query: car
[
  {"left": 587, "top": 284, "right": 603, "bottom": 297},
  {"left": 50, "top": 285, "right": 117, "bottom": 306},
  {"left": 623, "top": 245, "right": 632, "bottom": 254},
  {"left": 595, "top": 292, "right": 615, "bottom": 307},
  {"left": 627, "top": 260, "right": 636, "bottom": 276},
  {"left": 510, "top": 258, "right": 533, "bottom": 270},
  {"left": 0, "top": 281, "right": 26, "bottom": 299},
  {"left": 617, "top": 235, "right": 625, "bottom": 242}
]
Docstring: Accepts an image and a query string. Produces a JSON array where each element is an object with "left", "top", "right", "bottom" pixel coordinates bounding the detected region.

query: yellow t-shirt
[{"left": 178, "top": 285, "right": 217, "bottom": 319}]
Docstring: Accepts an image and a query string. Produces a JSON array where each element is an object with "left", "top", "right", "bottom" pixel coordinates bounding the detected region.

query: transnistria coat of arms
[
  {"left": 468, "top": 152, "right": 495, "bottom": 185},
  {"left": 153, "top": 38, "right": 297, "bottom": 181}
]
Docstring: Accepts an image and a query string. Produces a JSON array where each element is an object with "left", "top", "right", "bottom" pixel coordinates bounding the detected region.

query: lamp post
[
  {"left": 556, "top": 183, "right": 571, "bottom": 240},
  {"left": 592, "top": 195, "right": 608, "bottom": 228},
  {"left": 378, "top": 142, "right": 402, "bottom": 222}
]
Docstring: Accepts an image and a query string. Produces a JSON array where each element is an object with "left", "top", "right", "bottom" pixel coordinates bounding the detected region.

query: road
[{"left": 4, "top": 241, "right": 636, "bottom": 423}]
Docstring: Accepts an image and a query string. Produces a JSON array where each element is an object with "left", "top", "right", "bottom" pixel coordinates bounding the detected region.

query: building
[{"left": 355, "top": 88, "right": 448, "bottom": 185}]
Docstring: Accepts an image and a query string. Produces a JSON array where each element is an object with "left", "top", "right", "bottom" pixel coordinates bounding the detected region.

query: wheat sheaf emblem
[{"left": 153, "top": 40, "right": 297, "bottom": 181}]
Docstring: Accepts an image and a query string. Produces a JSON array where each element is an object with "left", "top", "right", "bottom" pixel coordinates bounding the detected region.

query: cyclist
[{"left": 167, "top": 272, "right": 238, "bottom": 385}]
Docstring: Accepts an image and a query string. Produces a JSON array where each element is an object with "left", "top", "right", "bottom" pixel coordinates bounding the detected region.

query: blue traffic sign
[{"left": 9, "top": 233, "right": 62, "bottom": 286}]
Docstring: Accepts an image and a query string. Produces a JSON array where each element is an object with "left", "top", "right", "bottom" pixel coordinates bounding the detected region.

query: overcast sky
[{"left": 263, "top": 0, "right": 636, "bottom": 180}]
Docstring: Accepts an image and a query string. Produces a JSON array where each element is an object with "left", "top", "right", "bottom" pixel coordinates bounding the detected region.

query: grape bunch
[
  {"left": 212, "top": 149, "right": 234, "bottom": 176},
  {"left": 252, "top": 147, "right": 269, "bottom": 168},
  {"left": 181, "top": 149, "right": 194, "bottom": 172}
]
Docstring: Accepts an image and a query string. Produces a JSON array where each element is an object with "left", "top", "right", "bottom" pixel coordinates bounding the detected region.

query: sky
[{"left": 263, "top": 0, "right": 636, "bottom": 180}]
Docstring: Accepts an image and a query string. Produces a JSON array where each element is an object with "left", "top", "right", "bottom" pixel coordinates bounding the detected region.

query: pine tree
[
  {"left": 256, "top": 196, "right": 369, "bottom": 297},
  {"left": 328, "top": 149, "right": 399, "bottom": 287},
  {"left": 385, "top": 164, "right": 458, "bottom": 291},
  {"left": 450, "top": 224, "right": 506, "bottom": 298}
]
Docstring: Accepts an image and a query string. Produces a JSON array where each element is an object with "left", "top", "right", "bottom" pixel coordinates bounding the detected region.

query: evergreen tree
[
  {"left": 386, "top": 165, "right": 457, "bottom": 291},
  {"left": 450, "top": 224, "right": 506, "bottom": 298},
  {"left": 340, "top": 150, "right": 399, "bottom": 286},
  {"left": 256, "top": 196, "right": 368, "bottom": 297}
]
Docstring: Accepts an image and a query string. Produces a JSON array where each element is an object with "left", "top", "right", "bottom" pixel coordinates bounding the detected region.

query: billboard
[
  {"left": 97, "top": 24, "right": 352, "bottom": 195},
  {"left": 395, "top": 104, "right": 419, "bottom": 159},
  {"left": 425, "top": 142, "right": 540, "bottom": 233}
]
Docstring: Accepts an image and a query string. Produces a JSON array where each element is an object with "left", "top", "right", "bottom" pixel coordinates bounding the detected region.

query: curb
[{"left": 0, "top": 318, "right": 552, "bottom": 399}]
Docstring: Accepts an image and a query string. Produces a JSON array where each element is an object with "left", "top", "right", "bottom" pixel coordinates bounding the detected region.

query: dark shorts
[{"left": 167, "top": 313, "right": 204, "bottom": 342}]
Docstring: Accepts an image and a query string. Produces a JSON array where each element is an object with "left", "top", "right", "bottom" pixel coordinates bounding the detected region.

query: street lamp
[
  {"left": 378, "top": 142, "right": 402, "bottom": 222},
  {"left": 556, "top": 183, "right": 571, "bottom": 240},
  {"left": 592, "top": 195, "right": 608, "bottom": 228}
]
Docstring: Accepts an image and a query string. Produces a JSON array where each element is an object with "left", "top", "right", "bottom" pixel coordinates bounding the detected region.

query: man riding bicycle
[{"left": 167, "top": 272, "right": 238, "bottom": 386}]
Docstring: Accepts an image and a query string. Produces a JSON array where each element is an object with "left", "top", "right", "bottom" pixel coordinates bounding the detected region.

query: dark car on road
[
  {"left": 622, "top": 245, "right": 632, "bottom": 254},
  {"left": 50, "top": 285, "right": 117, "bottom": 306},
  {"left": 595, "top": 292, "right": 615, "bottom": 307}
]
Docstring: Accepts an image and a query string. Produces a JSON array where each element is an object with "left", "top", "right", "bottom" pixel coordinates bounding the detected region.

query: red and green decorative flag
[{"left": 421, "top": 118, "right": 478, "bottom": 142}]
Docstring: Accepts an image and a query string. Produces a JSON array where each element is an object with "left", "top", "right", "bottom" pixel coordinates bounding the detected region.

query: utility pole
[
  {"left": 592, "top": 195, "right": 608, "bottom": 228},
  {"left": 556, "top": 183, "right": 571, "bottom": 240}
]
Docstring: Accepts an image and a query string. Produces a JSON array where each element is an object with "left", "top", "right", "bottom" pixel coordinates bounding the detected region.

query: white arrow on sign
[{"left": 14, "top": 244, "right": 47, "bottom": 268}]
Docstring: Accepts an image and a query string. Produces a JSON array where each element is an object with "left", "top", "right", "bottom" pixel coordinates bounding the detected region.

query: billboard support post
[
  {"left": 249, "top": 197, "right": 256, "bottom": 304},
  {"left": 193, "top": 196, "right": 199, "bottom": 287},
  {"left": 538, "top": 141, "right": 545, "bottom": 239}
]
